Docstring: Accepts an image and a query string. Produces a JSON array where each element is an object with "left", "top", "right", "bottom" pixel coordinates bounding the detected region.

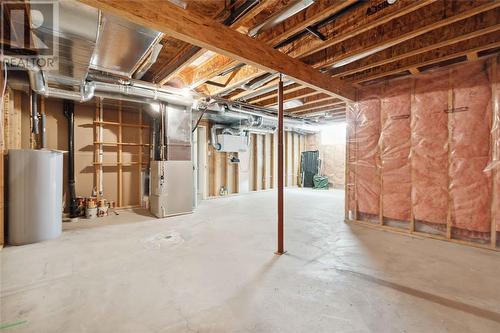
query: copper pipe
[{"left": 276, "top": 74, "right": 285, "bottom": 255}]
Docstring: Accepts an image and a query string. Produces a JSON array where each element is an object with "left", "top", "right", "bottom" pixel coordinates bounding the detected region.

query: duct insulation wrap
[
  {"left": 346, "top": 56, "right": 500, "bottom": 243},
  {"left": 8, "top": 149, "right": 63, "bottom": 245}
]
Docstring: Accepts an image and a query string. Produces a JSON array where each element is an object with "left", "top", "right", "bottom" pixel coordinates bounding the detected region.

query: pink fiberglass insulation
[
  {"left": 380, "top": 79, "right": 412, "bottom": 221},
  {"left": 354, "top": 87, "right": 381, "bottom": 217},
  {"left": 450, "top": 61, "right": 492, "bottom": 233},
  {"left": 346, "top": 104, "right": 357, "bottom": 214},
  {"left": 496, "top": 56, "right": 500, "bottom": 231},
  {"left": 412, "top": 70, "right": 449, "bottom": 225}
]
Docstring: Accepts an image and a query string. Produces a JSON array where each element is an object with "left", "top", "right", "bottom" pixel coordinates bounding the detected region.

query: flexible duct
[
  {"left": 211, "top": 124, "right": 226, "bottom": 150},
  {"left": 221, "top": 127, "right": 244, "bottom": 136},
  {"left": 204, "top": 103, "right": 317, "bottom": 151},
  {"left": 209, "top": 104, "right": 318, "bottom": 134}
]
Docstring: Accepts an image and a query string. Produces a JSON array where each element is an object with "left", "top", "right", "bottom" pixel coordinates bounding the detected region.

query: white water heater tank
[{"left": 8, "top": 149, "right": 63, "bottom": 245}]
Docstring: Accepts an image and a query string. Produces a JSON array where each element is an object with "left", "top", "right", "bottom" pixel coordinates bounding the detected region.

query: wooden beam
[
  {"left": 348, "top": 32, "right": 500, "bottom": 84},
  {"left": 330, "top": 9, "right": 500, "bottom": 78},
  {"left": 303, "top": 0, "right": 500, "bottom": 69},
  {"left": 79, "top": 0, "right": 353, "bottom": 101}
]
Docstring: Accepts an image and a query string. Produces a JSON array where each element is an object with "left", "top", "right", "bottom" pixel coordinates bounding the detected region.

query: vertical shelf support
[{"left": 118, "top": 101, "right": 123, "bottom": 207}]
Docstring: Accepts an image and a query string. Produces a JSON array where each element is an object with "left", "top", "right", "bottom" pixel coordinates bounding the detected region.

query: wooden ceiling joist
[
  {"left": 201, "top": 65, "right": 264, "bottom": 96},
  {"left": 234, "top": 0, "right": 293, "bottom": 34},
  {"left": 175, "top": 0, "right": 360, "bottom": 90},
  {"left": 348, "top": 31, "right": 500, "bottom": 84},
  {"left": 186, "top": 0, "right": 434, "bottom": 97},
  {"left": 257, "top": 0, "right": 357, "bottom": 46},
  {"left": 300, "top": 108, "right": 346, "bottom": 118},
  {"left": 257, "top": 88, "right": 320, "bottom": 107},
  {"left": 303, "top": 0, "right": 500, "bottom": 70},
  {"left": 300, "top": 93, "right": 335, "bottom": 106},
  {"left": 145, "top": 43, "right": 201, "bottom": 84},
  {"left": 408, "top": 68, "right": 420, "bottom": 75},
  {"left": 282, "top": 0, "right": 435, "bottom": 60},
  {"left": 247, "top": 83, "right": 303, "bottom": 104},
  {"left": 286, "top": 99, "right": 344, "bottom": 114},
  {"left": 296, "top": 105, "right": 346, "bottom": 115},
  {"left": 185, "top": 54, "right": 236, "bottom": 89},
  {"left": 80, "top": 0, "right": 355, "bottom": 101},
  {"left": 329, "top": 9, "right": 500, "bottom": 78},
  {"left": 229, "top": 77, "right": 281, "bottom": 101},
  {"left": 149, "top": 0, "right": 281, "bottom": 85}
]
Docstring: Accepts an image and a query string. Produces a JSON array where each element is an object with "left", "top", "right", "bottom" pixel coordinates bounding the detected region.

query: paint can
[
  {"left": 75, "top": 197, "right": 86, "bottom": 216},
  {"left": 86, "top": 207, "right": 97, "bottom": 219},
  {"left": 86, "top": 197, "right": 97, "bottom": 209},
  {"left": 97, "top": 199, "right": 108, "bottom": 217}
]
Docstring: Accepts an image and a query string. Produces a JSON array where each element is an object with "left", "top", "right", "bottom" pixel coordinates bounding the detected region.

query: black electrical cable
[{"left": 192, "top": 107, "right": 208, "bottom": 133}]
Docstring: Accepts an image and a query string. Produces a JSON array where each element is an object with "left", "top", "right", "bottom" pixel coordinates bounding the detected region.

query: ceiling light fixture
[
  {"left": 249, "top": 0, "right": 315, "bottom": 37},
  {"left": 332, "top": 43, "right": 399, "bottom": 68}
]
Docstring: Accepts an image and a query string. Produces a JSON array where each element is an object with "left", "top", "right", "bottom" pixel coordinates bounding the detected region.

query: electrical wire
[{"left": 192, "top": 106, "right": 208, "bottom": 133}]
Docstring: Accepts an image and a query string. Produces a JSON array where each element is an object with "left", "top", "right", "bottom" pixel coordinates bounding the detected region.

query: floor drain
[{"left": 142, "top": 232, "right": 184, "bottom": 249}]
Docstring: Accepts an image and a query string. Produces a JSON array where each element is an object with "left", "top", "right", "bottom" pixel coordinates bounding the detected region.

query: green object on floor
[
  {"left": 313, "top": 175, "right": 329, "bottom": 189},
  {"left": 0, "top": 320, "right": 27, "bottom": 330}
]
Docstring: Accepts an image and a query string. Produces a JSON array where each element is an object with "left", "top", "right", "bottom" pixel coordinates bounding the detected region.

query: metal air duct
[{"left": 2, "top": 57, "right": 195, "bottom": 106}]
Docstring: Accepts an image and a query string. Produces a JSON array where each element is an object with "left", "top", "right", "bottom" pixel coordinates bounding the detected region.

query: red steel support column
[{"left": 276, "top": 74, "right": 285, "bottom": 255}]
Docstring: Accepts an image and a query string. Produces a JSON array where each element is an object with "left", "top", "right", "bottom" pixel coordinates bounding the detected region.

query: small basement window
[{"left": 320, "top": 122, "right": 346, "bottom": 145}]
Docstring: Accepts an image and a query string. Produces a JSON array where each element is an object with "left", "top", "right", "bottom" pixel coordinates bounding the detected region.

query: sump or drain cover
[{"left": 141, "top": 231, "right": 184, "bottom": 249}]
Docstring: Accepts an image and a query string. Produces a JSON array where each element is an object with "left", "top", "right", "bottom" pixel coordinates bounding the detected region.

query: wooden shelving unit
[{"left": 93, "top": 100, "right": 150, "bottom": 209}]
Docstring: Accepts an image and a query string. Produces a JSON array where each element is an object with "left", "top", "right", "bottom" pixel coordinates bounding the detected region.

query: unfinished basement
[{"left": 1, "top": 0, "right": 500, "bottom": 332}]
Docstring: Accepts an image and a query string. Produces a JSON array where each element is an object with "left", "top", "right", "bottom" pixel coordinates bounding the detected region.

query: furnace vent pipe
[{"left": 63, "top": 100, "right": 78, "bottom": 218}]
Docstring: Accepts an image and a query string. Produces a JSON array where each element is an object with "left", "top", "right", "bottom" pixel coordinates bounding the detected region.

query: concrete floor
[{"left": 2, "top": 189, "right": 500, "bottom": 333}]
